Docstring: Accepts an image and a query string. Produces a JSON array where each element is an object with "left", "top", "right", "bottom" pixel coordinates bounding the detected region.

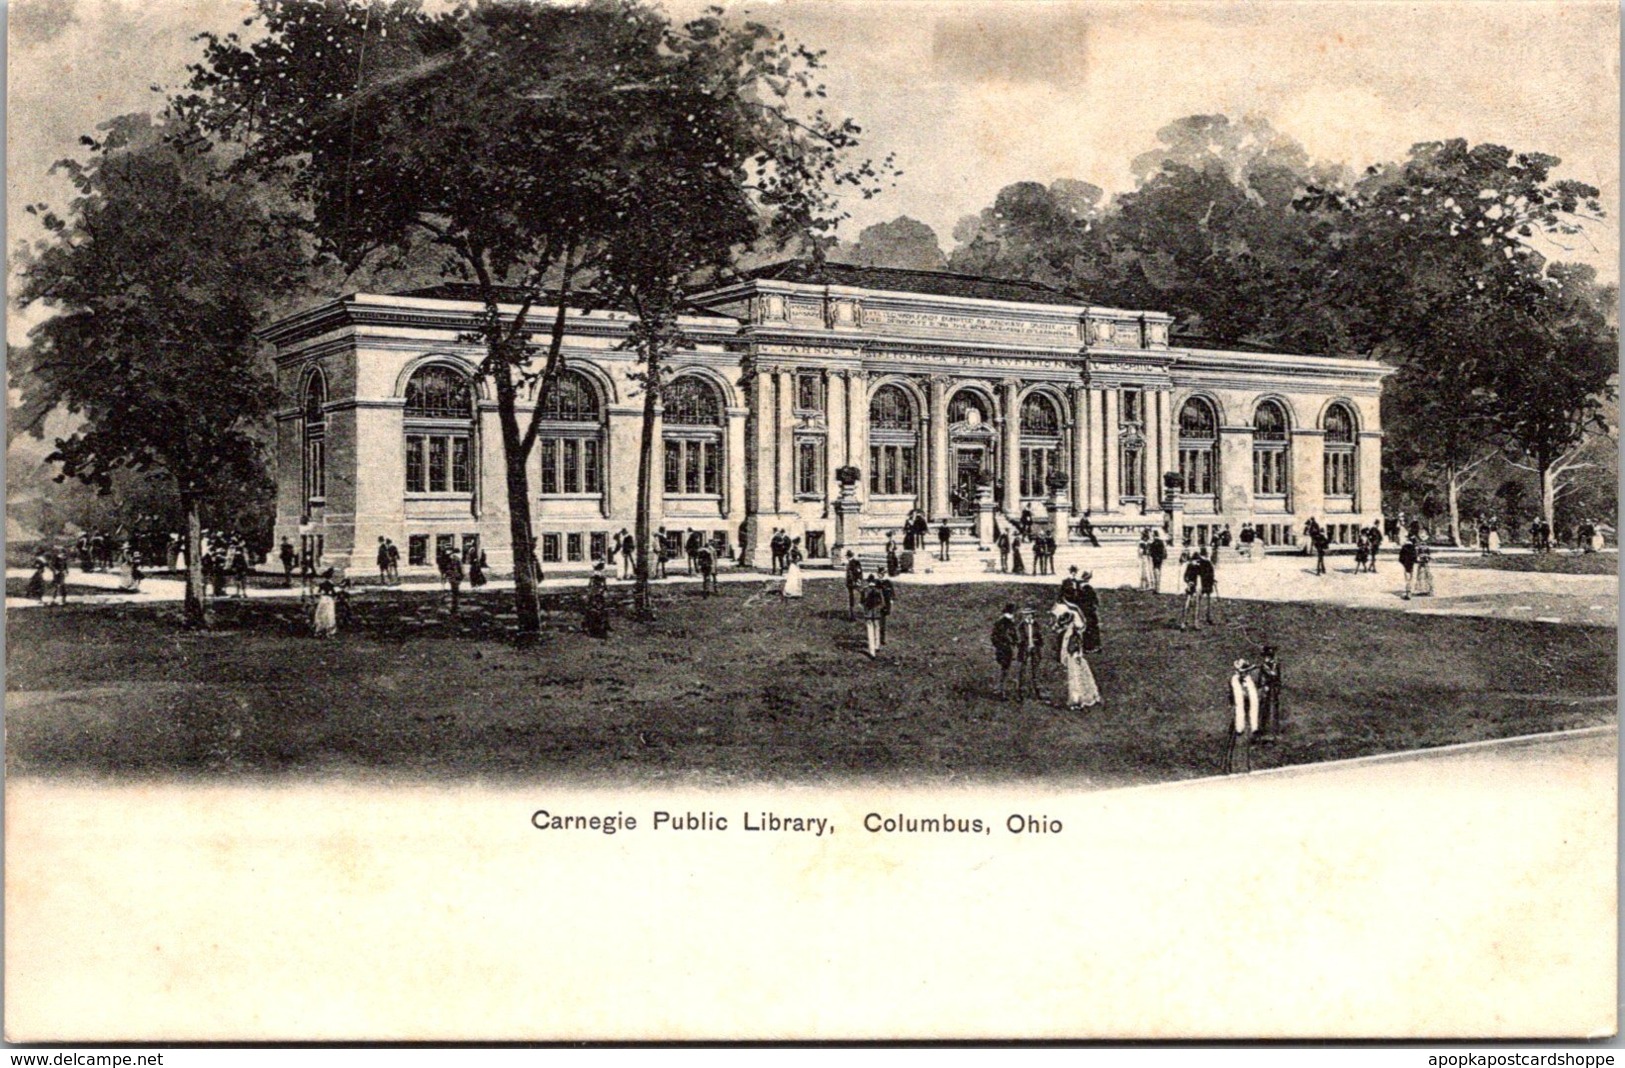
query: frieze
[
  {"left": 755, "top": 343, "right": 862, "bottom": 359},
  {"left": 863, "top": 305, "right": 1081, "bottom": 341}
]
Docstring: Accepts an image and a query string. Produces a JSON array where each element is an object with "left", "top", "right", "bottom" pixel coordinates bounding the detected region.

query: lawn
[
  {"left": 5, "top": 580, "right": 1615, "bottom": 785},
  {"left": 1449, "top": 552, "right": 1618, "bottom": 576}
]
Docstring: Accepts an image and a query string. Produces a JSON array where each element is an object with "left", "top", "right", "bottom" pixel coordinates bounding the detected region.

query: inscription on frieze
[{"left": 863, "top": 306, "right": 1081, "bottom": 340}]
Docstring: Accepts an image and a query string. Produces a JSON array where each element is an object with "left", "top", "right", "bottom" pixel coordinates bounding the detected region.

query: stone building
[{"left": 262, "top": 261, "right": 1391, "bottom": 573}]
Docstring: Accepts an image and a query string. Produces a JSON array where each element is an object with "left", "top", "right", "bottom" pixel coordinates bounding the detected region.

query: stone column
[
  {"left": 975, "top": 483, "right": 996, "bottom": 547},
  {"left": 1146, "top": 390, "right": 1165, "bottom": 511},
  {"left": 741, "top": 368, "right": 777, "bottom": 566},
  {"left": 775, "top": 368, "right": 795, "bottom": 515},
  {"left": 1000, "top": 379, "right": 1021, "bottom": 519},
  {"left": 1162, "top": 390, "right": 1178, "bottom": 510},
  {"left": 1357, "top": 431, "right": 1383, "bottom": 519},
  {"left": 849, "top": 370, "right": 870, "bottom": 506},
  {"left": 1084, "top": 389, "right": 1104, "bottom": 513},
  {"left": 825, "top": 369, "right": 844, "bottom": 505},
  {"left": 1103, "top": 388, "right": 1121, "bottom": 514},
  {"left": 928, "top": 375, "right": 949, "bottom": 518},
  {"left": 1219, "top": 426, "right": 1254, "bottom": 520},
  {"left": 831, "top": 480, "right": 862, "bottom": 557},
  {"left": 1071, "top": 385, "right": 1090, "bottom": 520},
  {"left": 1290, "top": 429, "right": 1325, "bottom": 531}
]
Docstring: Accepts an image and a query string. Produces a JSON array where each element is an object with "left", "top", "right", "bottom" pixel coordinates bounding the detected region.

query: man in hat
[
  {"left": 844, "top": 550, "right": 864, "bottom": 620},
  {"left": 1255, "top": 646, "right": 1283, "bottom": 743},
  {"left": 1059, "top": 565, "right": 1081, "bottom": 608},
  {"left": 860, "top": 574, "right": 887, "bottom": 659},
  {"left": 1015, "top": 606, "right": 1045, "bottom": 701},
  {"left": 583, "top": 560, "right": 611, "bottom": 637},
  {"left": 991, "top": 604, "right": 1019, "bottom": 699},
  {"left": 1148, "top": 532, "right": 1167, "bottom": 593},
  {"left": 696, "top": 541, "right": 719, "bottom": 597}
]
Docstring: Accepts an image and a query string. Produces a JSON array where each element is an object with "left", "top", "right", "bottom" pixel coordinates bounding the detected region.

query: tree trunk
[
  {"left": 181, "top": 493, "right": 209, "bottom": 629},
  {"left": 1446, "top": 465, "right": 1462, "bottom": 547},
  {"left": 633, "top": 352, "right": 661, "bottom": 620},
  {"left": 493, "top": 364, "right": 541, "bottom": 635},
  {"left": 1539, "top": 458, "right": 1557, "bottom": 530}
]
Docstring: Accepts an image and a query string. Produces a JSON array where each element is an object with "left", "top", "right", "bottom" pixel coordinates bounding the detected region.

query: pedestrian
[
  {"left": 991, "top": 604, "right": 1018, "bottom": 699},
  {"left": 686, "top": 530, "right": 704, "bottom": 575},
  {"left": 311, "top": 569, "right": 339, "bottom": 638},
  {"left": 1197, "top": 548, "right": 1218, "bottom": 624},
  {"left": 1354, "top": 532, "right": 1370, "bottom": 574},
  {"left": 440, "top": 548, "right": 464, "bottom": 613},
  {"left": 230, "top": 541, "right": 250, "bottom": 598},
  {"left": 1399, "top": 536, "right": 1419, "bottom": 600},
  {"left": 996, "top": 527, "right": 1010, "bottom": 573},
  {"left": 376, "top": 536, "right": 391, "bottom": 585},
  {"left": 25, "top": 553, "right": 47, "bottom": 604},
  {"left": 1255, "top": 646, "right": 1284, "bottom": 743},
  {"left": 386, "top": 539, "right": 400, "bottom": 584},
  {"left": 1486, "top": 518, "right": 1501, "bottom": 555},
  {"left": 1302, "top": 517, "right": 1320, "bottom": 557},
  {"left": 885, "top": 532, "right": 900, "bottom": 577},
  {"left": 1016, "top": 606, "right": 1045, "bottom": 702},
  {"left": 1368, "top": 524, "right": 1383, "bottom": 572},
  {"left": 1226, "top": 658, "right": 1260, "bottom": 774},
  {"left": 1313, "top": 527, "right": 1329, "bottom": 576},
  {"left": 467, "top": 542, "right": 488, "bottom": 588},
  {"left": 937, "top": 519, "right": 952, "bottom": 562},
  {"left": 1059, "top": 565, "right": 1080, "bottom": 608},
  {"left": 1138, "top": 530, "right": 1153, "bottom": 591},
  {"left": 583, "top": 560, "right": 611, "bottom": 638},
  {"left": 844, "top": 550, "right": 863, "bottom": 619},
  {"left": 1179, "top": 551, "right": 1202, "bottom": 630},
  {"left": 1019, "top": 506, "right": 1034, "bottom": 538},
  {"left": 1413, "top": 541, "right": 1434, "bottom": 596},
  {"left": 697, "top": 542, "right": 719, "bottom": 597},
  {"left": 861, "top": 576, "right": 886, "bottom": 659},
  {"left": 1010, "top": 534, "right": 1026, "bottom": 575},
  {"left": 876, "top": 571, "right": 895, "bottom": 645},
  {"left": 281, "top": 538, "right": 297, "bottom": 587},
  {"left": 654, "top": 532, "right": 670, "bottom": 580},
  {"left": 1077, "top": 511, "right": 1101, "bottom": 548},
  {"left": 782, "top": 538, "right": 805, "bottom": 599},
  {"left": 616, "top": 529, "right": 635, "bottom": 580},
  {"left": 1076, "top": 570, "right": 1102, "bottom": 653},
  {"left": 1049, "top": 601, "right": 1101, "bottom": 712},
  {"left": 48, "top": 551, "right": 69, "bottom": 605}
]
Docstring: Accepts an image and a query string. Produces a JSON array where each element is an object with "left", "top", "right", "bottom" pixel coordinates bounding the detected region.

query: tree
[
  {"left": 12, "top": 113, "right": 302, "bottom": 626},
  {"left": 830, "top": 216, "right": 946, "bottom": 270},
  {"left": 947, "top": 179, "right": 1102, "bottom": 285}
]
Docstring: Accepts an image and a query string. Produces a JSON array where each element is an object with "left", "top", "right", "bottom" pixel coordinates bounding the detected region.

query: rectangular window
[
  {"left": 900, "top": 446, "right": 917, "bottom": 495},
  {"left": 806, "top": 530, "right": 826, "bottom": 559},
  {"left": 540, "top": 439, "right": 558, "bottom": 495},
  {"left": 541, "top": 533, "right": 561, "bottom": 563},
  {"left": 1325, "top": 450, "right": 1354, "bottom": 496},
  {"left": 406, "top": 435, "right": 426, "bottom": 493},
  {"left": 590, "top": 532, "right": 607, "bottom": 561},
  {"left": 583, "top": 439, "right": 600, "bottom": 494},
  {"left": 451, "top": 437, "right": 471, "bottom": 494},
  {"left": 702, "top": 441, "right": 720, "bottom": 495},
  {"left": 797, "top": 373, "right": 823, "bottom": 413},
  {"left": 428, "top": 437, "right": 449, "bottom": 492},
  {"left": 870, "top": 445, "right": 882, "bottom": 494},
  {"left": 884, "top": 446, "right": 899, "bottom": 494},
  {"left": 664, "top": 441, "right": 682, "bottom": 494},
  {"left": 1180, "top": 447, "right": 1213, "bottom": 496},
  {"left": 1122, "top": 389, "right": 1142, "bottom": 425},
  {"left": 1120, "top": 445, "right": 1144, "bottom": 498},
  {"left": 1254, "top": 449, "right": 1287, "bottom": 495},
  {"left": 566, "top": 533, "right": 584, "bottom": 562},
  {"left": 435, "top": 533, "right": 456, "bottom": 562},
  {"left": 408, "top": 534, "right": 428, "bottom": 567},
  {"left": 562, "top": 439, "right": 581, "bottom": 494},
  {"left": 796, "top": 438, "right": 823, "bottom": 497},
  {"left": 684, "top": 441, "right": 702, "bottom": 493}
]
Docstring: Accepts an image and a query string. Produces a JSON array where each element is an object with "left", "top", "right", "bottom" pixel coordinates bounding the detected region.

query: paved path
[{"left": 8, "top": 548, "right": 1615, "bottom": 625}]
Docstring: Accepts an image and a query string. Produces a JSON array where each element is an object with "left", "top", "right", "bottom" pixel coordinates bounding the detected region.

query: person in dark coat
[
  {"left": 875, "top": 573, "right": 895, "bottom": 645},
  {"left": 1399, "top": 536, "right": 1419, "bottom": 600},
  {"left": 1077, "top": 511, "right": 1101, "bottom": 548},
  {"left": 1010, "top": 534, "right": 1026, "bottom": 575},
  {"left": 696, "top": 543, "right": 719, "bottom": 597},
  {"left": 991, "top": 604, "right": 1019, "bottom": 699},
  {"left": 937, "top": 520, "right": 952, "bottom": 562},
  {"left": 1076, "top": 571, "right": 1101, "bottom": 652},
  {"left": 996, "top": 528, "right": 1011, "bottom": 572},
  {"left": 844, "top": 550, "right": 864, "bottom": 619},
  {"left": 1255, "top": 646, "right": 1284, "bottom": 743},
  {"left": 282, "top": 538, "right": 298, "bottom": 587},
  {"left": 1148, "top": 533, "right": 1167, "bottom": 592},
  {"left": 1313, "top": 527, "right": 1329, "bottom": 576},
  {"left": 583, "top": 561, "right": 611, "bottom": 637},
  {"left": 1015, "top": 607, "right": 1045, "bottom": 701},
  {"left": 25, "top": 553, "right": 47, "bottom": 604},
  {"left": 467, "top": 544, "right": 488, "bottom": 588}
]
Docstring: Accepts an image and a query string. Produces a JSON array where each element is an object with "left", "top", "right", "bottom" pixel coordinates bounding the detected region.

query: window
[
  {"left": 796, "top": 373, "right": 824, "bottom": 413},
  {"left": 663, "top": 376, "right": 724, "bottom": 497},
  {"left": 435, "top": 533, "right": 457, "bottom": 563},
  {"left": 869, "top": 384, "right": 920, "bottom": 497},
  {"left": 404, "top": 364, "right": 476, "bottom": 496},
  {"left": 1020, "top": 394, "right": 1060, "bottom": 437},
  {"left": 1019, "top": 393, "right": 1062, "bottom": 498},
  {"left": 1020, "top": 447, "right": 1057, "bottom": 498},
  {"left": 590, "top": 532, "right": 607, "bottom": 561},
  {"left": 1178, "top": 398, "right": 1219, "bottom": 496},
  {"left": 408, "top": 535, "right": 428, "bottom": 566},
  {"left": 538, "top": 371, "right": 604, "bottom": 497},
  {"left": 949, "top": 391, "right": 990, "bottom": 426},
  {"left": 541, "top": 533, "right": 562, "bottom": 563},
  {"left": 1120, "top": 439, "right": 1145, "bottom": 499},
  {"left": 869, "top": 444, "right": 919, "bottom": 496},
  {"left": 868, "top": 384, "right": 915, "bottom": 431},
  {"left": 1323, "top": 403, "right": 1357, "bottom": 497},
  {"left": 796, "top": 437, "right": 824, "bottom": 497},
  {"left": 566, "top": 533, "right": 584, "bottom": 562},
  {"left": 1122, "top": 389, "right": 1143, "bottom": 426},
  {"left": 1253, "top": 400, "right": 1290, "bottom": 496},
  {"left": 302, "top": 373, "right": 327, "bottom": 504}
]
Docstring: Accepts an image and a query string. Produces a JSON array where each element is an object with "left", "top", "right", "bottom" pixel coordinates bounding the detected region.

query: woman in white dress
[
  {"left": 117, "top": 551, "right": 138, "bottom": 591},
  {"left": 1137, "top": 531, "right": 1152, "bottom": 590},
  {"left": 781, "top": 540, "right": 804, "bottom": 599},
  {"left": 1049, "top": 602, "right": 1101, "bottom": 711},
  {"left": 1413, "top": 543, "right": 1434, "bottom": 596},
  {"left": 311, "top": 571, "right": 339, "bottom": 638}
]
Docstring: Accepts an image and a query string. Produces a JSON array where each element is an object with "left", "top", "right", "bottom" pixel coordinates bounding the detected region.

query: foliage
[{"left": 829, "top": 215, "right": 946, "bottom": 270}]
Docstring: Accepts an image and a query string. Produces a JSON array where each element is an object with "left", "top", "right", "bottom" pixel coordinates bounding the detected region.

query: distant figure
[
  {"left": 283, "top": 538, "right": 299, "bottom": 587},
  {"left": 1010, "top": 534, "right": 1026, "bottom": 576},
  {"left": 1049, "top": 601, "right": 1100, "bottom": 712},
  {"left": 1077, "top": 511, "right": 1100, "bottom": 548},
  {"left": 1399, "top": 536, "right": 1419, "bottom": 600},
  {"left": 686, "top": 529, "right": 705, "bottom": 575},
  {"left": 1179, "top": 552, "right": 1202, "bottom": 630},
  {"left": 1226, "top": 658, "right": 1260, "bottom": 774},
  {"left": 312, "top": 570, "right": 339, "bottom": 638},
  {"left": 938, "top": 520, "right": 952, "bottom": 562},
  {"left": 1313, "top": 527, "right": 1329, "bottom": 576},
  {"left": 875, "top": 572, "right": 895, "bottom": 645},
  {"left": 1148, "top": 533, "right": 1167, "bottom": 592},
  {"left": 1255, "top": 647, "right": 1283, "bottom": 743},
  {"left": 1413, "top": 542, "right": 1434, "bottom": 597},
  {"left": 886, "top": 533, "right": 900, "bottom": 577},
  {"left": 844, "top": 550, "right": 863, "bottom": 619},
  {"left": 996, "top": 527, "right": 1011, "bottom": 573},
  {"left": 1016, "top": 607, "right": 1045, "bottom": 702},
  {"left": 48, "top": 551, "right": 70, "bottom": 603},
  {"left": 25, "top": 554, "right": 47, "bottom": 604},
  {"left": 1018, "top": 506, "right": 1034, "bottom": 538},
  {"left": 376, "top": 536, "right": 392, "bottom": 586},
  {"left": 440, "top": 549, "right": 464, "bottom": 613},
  {"left": 991, "top": 604, "right": 1019, "bottom": 700},
  {"left": 782, "top": 539, "right": 805, "bottom": 599},
  {"left": 386, "top": 539, "right": 401, "bottom": 584},
  {"left": 583, "top": 561, "right": 611, "bottom": 638},
  {"left": 696, "top": 543, "right": 719, "bottom": 597},
  {"left": 467, "top": 543, "right": 488, "bottom": 588},
  {"left": 230, "top": 543, "right": 250, "bottom": 598},
  {"left": 861, "top": 576, "right": 887, "bottom": 659},
  {"left": 1138, "top": 530, "right": 1154, "bottom": 591}
]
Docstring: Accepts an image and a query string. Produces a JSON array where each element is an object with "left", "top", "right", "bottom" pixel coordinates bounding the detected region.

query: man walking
[
  {"left": 1015, "top": 607, "right": 1045, "bottom": 702},
  {"left": 938, "top": 519, "right": 952, "bottom": 562},
  {"left": 1313, "top": 526, "right": 1329, "bottom": 576},
  {"left": 992, "top": 604, "right": 1019, "bottom": 700},
  {"left": 386, "top": 538, "right": 401, "bottom": 584},
  {"left": 996, "top": 527, "right": 1011, "bottom": 573},
  {"left": 280, "top": 537, "right": 297, "bottom": 588},
  {"left": 376, "top": 536, "right": 391, "bottom": 586},
  {"left": 1148, "top": 533, "right": 1167, "bottom": 593},
  {"left": 1399, "top": 535, "right": 1419, "bottom": 600},
  {"left": 696, "top": 542, "right": 718, "bottom": 597},
  {"left": 1179, "top": 551, "right": 1203, "bottom": 630},
  {"left": 861, "top": 575, "right": 887, "bottom": 659},
  {"left": 844, "top": 550, "right": 864, "bottom": 620}
]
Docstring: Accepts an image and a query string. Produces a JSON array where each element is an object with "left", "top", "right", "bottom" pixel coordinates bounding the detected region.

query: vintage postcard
[{"left": 5, "top": 0, "right": 1618, "bottom": 1042}]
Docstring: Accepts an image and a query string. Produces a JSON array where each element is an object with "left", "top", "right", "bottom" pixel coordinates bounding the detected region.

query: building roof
[
  {"left": 390, "top": 283, "right": 735, "bottom": 319},
  {"left": 737, "top": 260, "right": 1089, "bottom": 308}
]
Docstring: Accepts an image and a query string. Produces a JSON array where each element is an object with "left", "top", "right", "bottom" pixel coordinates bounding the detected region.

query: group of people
[
  {"left": 845, "top": 553, "right": 897, "bottom": 658},
  {"left": 992, "top": 525, "right": 1058, "bottom": 575},
  {"left": 1225, "top": 648, "right": 1284, "bottom": 774},
  {"left": 23, "top": 549, "right": 73, "bottom": 605},
  {"left": 990, "top": 566, "right": 1103, "bottom": 712}
]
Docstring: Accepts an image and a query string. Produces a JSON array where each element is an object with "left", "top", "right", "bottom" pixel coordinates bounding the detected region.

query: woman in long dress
[
  {"left": 1413, "top": 543, "right": 1434, "bottom": 596},
  {"left": 1137, "top": 531, "right": 1152, "bottom": 590},
  {"left": 1049, "top": 602, "right": 1101, "bottom": 711},
  {"left": 1010, "top": 535, "right": 1026, "bottom": 575},
  {"left": 311, "top": 572, "right": 339, "bottom": 638},
  {"left": 782, "top": 540, "right": 805, "bottom": 598},
  {"left": 25, "top": 554, "right": 47, "bottom": 603}
]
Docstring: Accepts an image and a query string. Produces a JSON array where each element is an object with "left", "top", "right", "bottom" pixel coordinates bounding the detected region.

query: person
[
  {"left": 1009, "top": 534, "right": 1026, "bottom": 575},
  {"left": 441, "top": 548, "right": 464, "bottom": 613},
  {"left": 333, "top": 574, "right": 355, "bottom": 629},
  {"left": 770, "top": 529, "right": 789, "bottom": 575},
  {"left": 902, "top": 511, "right": 918, "bottom": 552},
  {"left": 860, "top": 576, "right": 887, "bottom": 659},
  {"left": 696, "top": 542, "right": 719, "bottom": 597},
  {"left": 226, "top": 542, "right": 247, "bottom": 597},
  {"left": 910, "top": 513, "right": 930, "bottom": 554},
  {"left": 1059, "top": 565, "right": 1081, "bottom": 608},
  {"left": 1179, "top": 551, "right": 1202, "bottom": 630},
  {"left": 1255, "top": 647, "right": 1283, "bottom": 743},
  {"left": 1399, "top": 536, "right": 1419, "bottom": 600},
  {"left": 991, "top": 605, "right": 1019, "bottom": 700},
  {"left": 996, "top": 528, "right": 1011, "bottom": 573},
  {"left": 1018, "top": 506, "right": 1034, "bottom": 538},
  {"left": 1367, "top": 524, "right": 1384, "bottom": 572},
  {"left": 844, "top": 550, "right": 864, "bottom": 619},
  {"left": 1137, "top": 530, "right": 1153, "bottom": 591},
  {"left": 282, "top": 538, "right": 298, "bottom": 587},
  {"left": 467, "top": 542, "right": 488, "bottom": 588},
  {"left": 376, "top": 536, "right": 391, "bottom": 586},
  {"left": 1226, "top": 658, "right": 1260, "bottom": 774},
  {"left": 1038, "top": 532, "right": 1054, "bottom": 576},
  {"left": 1486, "top": 518, "right": 1501, "bottom": 555},
  {"left": 1077, "top": 511, "right": 1100, "bottom": 548},
  {"left": 1049, "top": 601, "right": 1101, "bottom": 712},
  {"left": 686, "top": 530, "right": 705, "bottom": 575},
  {"left": 1354, "top": 532, "right": 1370, "bottom": 574},
  {"left": 1076, "top": 570, "right": 1102, "bottom": 653},
  {"left": 128, "top": 551, "right": 144, "bottom": 593},
  {"left": 1302, "top": 517, "right": 1320, "bottom": 557},
  {"left": 210, "top": 543, "right": 230, "bottom": 597},
  {"left": 1217, "top": 525, "right": 1233, "bottom": 558},
  {"left": 312, "top": 569, "right": 339, "bottom": 638},
  {"left": 1313, "top": 526, "right": 1329, "bottom": 576},
  {"left": 1413, "top": 541, "right": 1435, "bottom": 596},
  {"left": 617, "top": 529, "right": 636, "bottom": 580},
  {"left": 1196, "top": 548, "right": 1218, "bottom": 624},
  {"left": 76, "top": 534, "right": 93, "bottom": 574},
  {"left": 25, "top": 553, "right": 47, "bottom": 604},
  {"left": 937, "top": 519, "right": 952, "bottom": 562},
  {"left": 386, "top": 539, "right": 401, "bottom": 585},
  {"left": 1148, "top": 533, "right": 1167, "bottom": 592},
  {"left": 885, "top": 533, "right": 900, "bottom": 577},
  {"left": 875, "top": 571, "right": 896, "bottom": 645},
  {"left": 782, "top": 539, "right": 805, "bottom": 598},
  {"left": 1016, "top": 607, "right": 1045, "bottom": 701},
  {"left": 583, "top": 561, "right": 611, "bottom": 638},
  {"left": 654, "top": 531, "right": 670, "bottom": 580}
]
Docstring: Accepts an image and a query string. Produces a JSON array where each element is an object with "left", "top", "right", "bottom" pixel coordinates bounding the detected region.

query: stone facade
[{"left": 262, "top": 263, "right": 1392, "bottom": 574}]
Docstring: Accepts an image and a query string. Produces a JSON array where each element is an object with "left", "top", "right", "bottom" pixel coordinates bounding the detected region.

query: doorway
[{"left": 955, "top": 447, "right": 987, "bottom": 515}]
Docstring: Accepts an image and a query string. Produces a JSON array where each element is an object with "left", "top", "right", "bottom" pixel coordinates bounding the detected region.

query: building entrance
[{"left": 954, "top": 447, "right": 987, "bottom": 516}]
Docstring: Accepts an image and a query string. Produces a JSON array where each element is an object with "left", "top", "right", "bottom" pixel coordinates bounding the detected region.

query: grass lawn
[
  {"left": 1448, "top": 552, "right": 1618, "bottom": 576},
  {"left": 6, "top": 580, "right": 1615, "bottom": 785}
]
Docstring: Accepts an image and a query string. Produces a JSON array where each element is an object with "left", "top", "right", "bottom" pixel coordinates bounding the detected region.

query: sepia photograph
[{"left": 5, "top": 0, "right": 1618, "bottom": 1042}]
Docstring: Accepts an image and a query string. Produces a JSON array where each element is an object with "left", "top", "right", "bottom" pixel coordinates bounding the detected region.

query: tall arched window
[
  {"left": 1178, "top": 397, "right": 1218, "bottom": 496},
  {"left": 1323, "top": 402, "right": 1357, "bottom": 498},
  {"left": 1252, "top": 400, "right": 1290, "bottom": 497},
  {"left": 404, "top": 364, "right": 476, "bottom": 495},
  {"left": 302, "top": 372, "right": 327, "bottom": 506},
  {"left": 868, "top": 384, "right": 919, "bottom": 496},
  {"left": 1019, "top": 393, "right": 1062, "bottom": 498},
  {"left": 663, "top": 375, "right": 723, "bottom": 496},
  {"left": 537, "top": 370, "right": 603, "bottom": 496}
]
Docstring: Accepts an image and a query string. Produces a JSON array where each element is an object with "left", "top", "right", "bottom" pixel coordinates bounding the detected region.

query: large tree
[
  {"left": 184, "top": 0, "right": 883, "bottom": 636},
  {"left": 12, "top": 113, "right": 303, "bottom": 626}
]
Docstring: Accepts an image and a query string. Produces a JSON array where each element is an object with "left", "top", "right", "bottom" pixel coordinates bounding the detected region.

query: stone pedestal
[
  {"left": 832, "top": 487, "right": 863, "bottom": 558},
  {"left": 1164, "top": 495, "right": 1185, "bottom": 554},
  {"left": 1047, "top": 489, "right": 1071, "bottom": 546},
  {"left": 975, "top": 484, "right": 996, "bottom": 548}
]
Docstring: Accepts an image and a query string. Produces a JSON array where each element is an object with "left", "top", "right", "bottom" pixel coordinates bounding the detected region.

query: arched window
[
  {"left": 404, "top": 363, "right": 476, "bottom": 495},
  {"left": 948, "top": 390, "right": 990, "bottom": 427},
  {"left": 663, "top": 376, "right": 723, "bottom": 496},
  {"left": 538, "top": 370, "right": 603, "bottom": 497},
  {"left": 1019, "top": 393, "right": 1062, "bottom": 498},
  {"left": 302, "top": 372, "right": 326, "bottom": 505},
  {"left": 868, "top": 384, "right": 919, "bottom": 496},
  {"left": 1252, "top": 400, "right": 1290, "bottom": 497},
  {"left": 1178, "top": 397, "right": 1218, "bottom": 496},
  {"left": 1323, "top": 402, "right": 1357, "bottom": 498}
]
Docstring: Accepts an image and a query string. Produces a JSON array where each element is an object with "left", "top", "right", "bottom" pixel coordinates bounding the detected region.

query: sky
[{"left": 7, "top": 0, "right": 1620, "bottom": 299}]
